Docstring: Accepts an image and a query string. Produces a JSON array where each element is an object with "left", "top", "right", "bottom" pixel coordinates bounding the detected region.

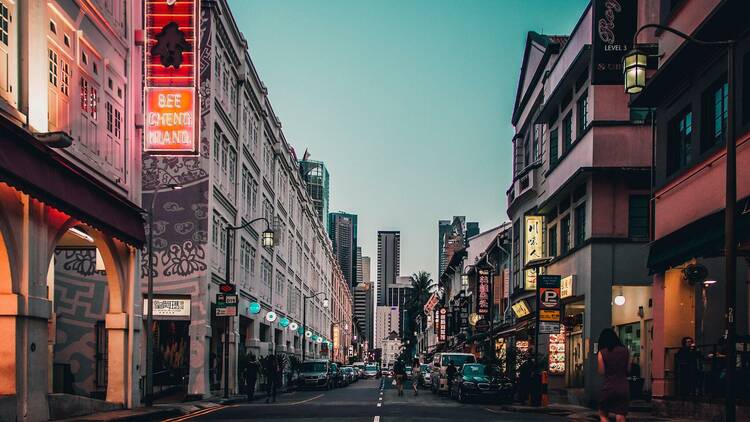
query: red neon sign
[{"left": 144, "top": 0, "right": 199, "bottom": 155}]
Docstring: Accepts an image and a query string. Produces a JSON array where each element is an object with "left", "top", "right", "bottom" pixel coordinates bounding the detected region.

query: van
[
  {"left": 298, "top": 359, "right": 333, "bottom": 390},
  {"left": 430, "top": 352, "right": 476, "bottom": 394}
]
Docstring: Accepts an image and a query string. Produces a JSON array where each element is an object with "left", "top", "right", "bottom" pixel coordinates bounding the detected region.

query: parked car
[
  {"left": 405, "top": 366, "right": 413, "bottom": 377},
  {"left": 341, "top": 366, "right": 356, "bottom": 384},
  {"left": 364, "top": 364, "right": 379, "bottom": 378},
  {"left": 298, "top": 360, "right": 333, "bottom": 390},
  {"left": 449, "top": 363, "right": 514, "bottom": 403},
  {"left": 330, "top": 363, "right": 344, "bottom": 388},
  {"left": 430, "top": 352, "right": 477, "bottom": 394},
  {"left": 419, "top": 363, "right": 431, "bottom": 387}
]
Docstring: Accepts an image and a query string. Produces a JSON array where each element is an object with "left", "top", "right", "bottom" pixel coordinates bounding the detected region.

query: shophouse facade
[
  {"left": 142, "top": 0, "right": 349, "bottom": 399},
  {"left": 628, "top": 0, "right": 750, "bottom": 406},
  {"left": 507, "top": 2, "right": 653, "bottom": 404},
  {"left": 0, "top": 0, "right": 145, "bottom": 420}
]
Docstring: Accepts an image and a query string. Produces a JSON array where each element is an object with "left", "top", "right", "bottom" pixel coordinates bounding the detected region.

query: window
[
  {"left": 667, "top": 108, "right": 692, "bottom": 175},
  {"left": 577, "top": 92, "right": 588, "bottom": 136},
  {"left": 628, "top": 195, "right": 649, "bottom": 240},
  {"left": 0, "top": 3, "right": 9, "bottom": 45},
  {"left": 549, "top": 128, "right": 559, "bottom": 165},
  {"left": 249, "top": 246, "right": 257, "bottom": 276},
  {"left": 276, "top": 271, "right": 285, "bottom": 296},
  {"left": 533, "top": 125, "right": 541, "bottom": 162},
  {"left": 512, "top": 219, "right": 520, "bottom": 289},
  {"left": 106, "top": 101, "right": 113, "bottom": 133},
  {"left": 563, "top": 112, "right": 573, "bottom": 151},
  {"left": 560, "top": 215, "right": 571, "bottom": 255},
  {"left": 703, "top": 78, "right": 728, "bottom": 152},
  {"left": 548, "top": 225, "right": 557, "bottom": 257},
  {"left": 261, "top": 258, "right": 272, "bottom": 286},
  {"left": 574, "top": 203, "right": 586, "bottom": 246},
  {"left": 48, "top": 49, "right": 58, "bottom": 86}
]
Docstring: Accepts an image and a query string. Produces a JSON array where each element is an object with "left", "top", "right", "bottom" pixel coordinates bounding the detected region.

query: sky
[{"left": 228, "top": 0, "right": 589, "bottom": 279}]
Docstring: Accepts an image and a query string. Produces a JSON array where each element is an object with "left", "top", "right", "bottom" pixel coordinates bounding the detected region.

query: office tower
[
  {"left": 298, "top": 159, "right": 330, "bottom": 226},
  {"left": 353, "top": 282, "right": 373, "bottom": 346},
  {"left": 376, "top": 231, "right": 400, "bottom": 306},
  {"left": 374, "top": 306, "right": 401, "bottom": 349},
  {"left": 362, "top": 256, "right": 371, "bottom": 283},
  {"left": 328, "top": 212, "right": 358, "bottom": 287},
  {"left": 356, "top": 247, "right": 363, "bottom": 284},
  {"left": 387, "top": 276, "right": 414, "bottom": 308}
]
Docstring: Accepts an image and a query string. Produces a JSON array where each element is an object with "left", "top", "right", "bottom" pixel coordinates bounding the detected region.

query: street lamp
[
  {"left": 144, "top": 183, "right": 181, "bottom": 407},
  {"left": 624, "top": 23, "right": 737, "bottom": 421},
  {"left": 622, "top": 48, "right": 647, "bottom": 94},
  {"left": 223, "top": 217, "right": 274, "bottom": 399},
  {"left": 302, "top": 291, "right": 328, "bottom": 362}
]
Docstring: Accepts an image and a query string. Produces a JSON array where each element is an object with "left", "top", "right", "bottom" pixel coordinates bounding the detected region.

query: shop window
[
  {"left": 549, "top": 127, "right": 559, "bottom": 166},
  {"left": 563, "top": 112, "right": 573, "bottom": 152},
  {"left": 548, "top": 225, "right": 557, "bottom": 257},
  {"left": 574, "top": 203, "right": 586, "bottom": 246},
  {"left": 577, "top": 92, "right": 588, "bottom": 137},
  {"left": 667, "top": 107, "right": 692, "bottom": 176},
  {"left": 561, "top": 215, "right": 571, "bottom": 255},
  {"left": 628, "top": 195, "right": 649, "bottom": 240},
  {"left": 702, "top": 77, "right": 728, "bottom": 153}
]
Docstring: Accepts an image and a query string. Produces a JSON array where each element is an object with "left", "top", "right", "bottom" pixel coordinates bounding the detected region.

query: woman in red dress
[{"left": 597, "top": 328, "right": 630, "bottom": 422}]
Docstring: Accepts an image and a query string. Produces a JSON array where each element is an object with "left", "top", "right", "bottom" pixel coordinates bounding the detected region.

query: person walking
[
  {"left": 675, "top": 336, "right": 699, "bottom": 398},
  {"left": 265, "top": 355, "right": 279, "bottom": 403},
  {"left": 597, "top": 328, "right": 630, "bottom": 422},
  {"left": 244, "top": 354, "right": 259, "bottom": 401},
  {"left": 393, "top": 359, "right": 406, "bottom": 396},
  {"left": 411, "top": 358, "right": 421, "bottom": 396},
  {"left": 446, "top": 360, "right": 457, "bottom": 396}
]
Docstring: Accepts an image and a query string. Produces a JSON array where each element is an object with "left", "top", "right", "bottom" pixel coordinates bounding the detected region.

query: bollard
[{"left": 541, "top": 370, "right": 549, "bottom": 407}]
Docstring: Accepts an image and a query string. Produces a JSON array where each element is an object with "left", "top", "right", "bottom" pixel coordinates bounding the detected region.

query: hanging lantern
[
  {"left": 248, "top": 302, "right": 261, "bottom": 314},
  {"left": 623, "top": 48, "right": 647, "bottom": 94},
  {"left": 289, "top": 322, "right": 299, "bottom": 331},
  {"left": 279, "top": 317, "right": 290, "bottom": 328},
  {"left": 266, "top": 311, "right": 277, "bottom": 322}
]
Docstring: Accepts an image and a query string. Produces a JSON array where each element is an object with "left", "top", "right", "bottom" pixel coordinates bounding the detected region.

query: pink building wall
[{"left": 591, "top": 177, "right": 649, "bottom": 238}]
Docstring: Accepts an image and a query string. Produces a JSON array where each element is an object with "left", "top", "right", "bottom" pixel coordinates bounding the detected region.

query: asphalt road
[{"left": 173, "top": 377, "right": 566, "bottom": 422}]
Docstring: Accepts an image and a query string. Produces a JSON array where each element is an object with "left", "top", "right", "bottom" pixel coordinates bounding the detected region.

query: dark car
[
  {"left": 298, "top": 360, "right": 333, "bottom": 390},
  {"left": 330, "top": 363, "right": 344, "bottom": 388},
  {"left": 450, "top": 364, "right": 513, "bottom": 403}
]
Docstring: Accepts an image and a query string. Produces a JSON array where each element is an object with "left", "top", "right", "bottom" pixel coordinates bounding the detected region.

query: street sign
[
  {"left": 219, "top": 284, "right": 236, "bottom": 294},
  {"left": 539, "top": 322, "right": 561, "bottom": 334},
  {"left": 539, "top": 310, "right": 561, "bottom": 322},
  {"left": 539, "top": 287, "right": 560, "bottom": 309},
  {"left": 215, "top": 293, "right": 238, "bottom": 317}
]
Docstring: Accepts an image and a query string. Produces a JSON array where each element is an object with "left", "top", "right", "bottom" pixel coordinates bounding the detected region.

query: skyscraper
[
  {"left": 362, "top": 256, "right": 371, "bottom": 284},
  {"left": 354, "top": 254, "right": 373, "bottom": 345},
  {"left": 328, "top": 212, "right": 358, "bottom": 288},
  {"left": 356, "top": 247, "right": 363, "bottom": 284},
  {"left": 299, "top": 159, "right": 330, "bottom": 226},
  {"left": 377, "top": 231, "right": 400, "bottom": 306}
]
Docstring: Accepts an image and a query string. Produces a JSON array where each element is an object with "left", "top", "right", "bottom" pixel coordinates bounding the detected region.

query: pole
[
  {"left": 223, "top": 228, "right": 232, "bottom": 399},
  {"left": 302, "top": 298, "right": 307, "bottom": 362},
  {"left": 145, "top": 200, "right": 155, "bottom": 406},
  {"left": 724, "top": 42, "right": 736, "bottom": 422}
]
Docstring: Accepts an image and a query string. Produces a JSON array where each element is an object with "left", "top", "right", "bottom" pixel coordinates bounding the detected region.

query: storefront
[
  {"left": 144, "top": 296, "right": 191, "bottom": 394},
  {"left": 562, "top": 298, "right": 585, "bottom": 388},
  {"left": 611, "top": 284, "right": 652, "bottom": 394}
]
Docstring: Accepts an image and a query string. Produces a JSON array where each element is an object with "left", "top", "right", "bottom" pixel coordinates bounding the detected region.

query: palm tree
[{"left": 408, "top": 271, "right": 435, "bottom": 310}]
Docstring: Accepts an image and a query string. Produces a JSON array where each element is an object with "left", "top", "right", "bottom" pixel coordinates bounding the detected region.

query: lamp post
[
  {"left": 623, "top": 24, "right": 737, "bottom": 421},
  {"left": 302, "top": 291, "right": 328, "bottom": 362},
  {"left": 144, "top": 183, "right": 181, "bottom": 407},
  {"left": 223, "top": 217, "right": 274, "bottom": 399}
]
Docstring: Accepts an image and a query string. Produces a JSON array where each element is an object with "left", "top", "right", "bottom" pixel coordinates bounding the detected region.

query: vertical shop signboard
[
  {"left": 548, "top": 325, "right": 566, "bottom": 374},
  {"left": 145, "top": 0, "right": 200, "bottom": 155},
  {"left": 592, "top": 0, "right": 637, "bottom": 84},
  {"left": 477, "top": 270, "right": 491, "bottom": 315},
  {"left": 524, "top": 216, "right": 543, "bottom": 291},
  {"left": 438, "top": 307, "right": 447, "bottom": 342},
  {"left": 537, "top": 275, "right": 561, "bottom": 335}
]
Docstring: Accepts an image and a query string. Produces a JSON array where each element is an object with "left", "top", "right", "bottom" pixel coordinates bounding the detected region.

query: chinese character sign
[
  {"left": 477, "top": 270, "right": 491, "bottom": 315},
  {"left": 524, "top": 215, "right": 544, "bottom": 291},
  {"left": 145, "top": 0, "right": 200, "bottom": 155},
  {"left": 438, "top": 307, "right": 447, "bottom": 341}
]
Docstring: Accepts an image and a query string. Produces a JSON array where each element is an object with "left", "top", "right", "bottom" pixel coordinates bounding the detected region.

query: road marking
[
  {"left": 483, "top": 407, "right": 500, "bottom": 414},
  {"left": 374, "top": 417, "right": 380, "bottom": 422},
  {"left": 377, "top": 403, "right": 382, "bottom": 407},
  {"left": 378, "top": 397, "right": 382, "bottom": 401},
  {"left": 286, "top": 394, "right": 324, "bottom": 405},
  {"left": 163, "top": 404, "right": 238, "bottom": 422}
]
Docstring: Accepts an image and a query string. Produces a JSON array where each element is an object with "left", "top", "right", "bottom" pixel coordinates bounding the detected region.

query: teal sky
[{"left": 229, "top": 0, "right": 589, "bottom": 278}]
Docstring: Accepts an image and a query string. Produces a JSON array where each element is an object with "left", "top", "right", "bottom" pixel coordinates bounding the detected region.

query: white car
[{"left": 430, "top": 353, "right": 477, "bottom": 394}]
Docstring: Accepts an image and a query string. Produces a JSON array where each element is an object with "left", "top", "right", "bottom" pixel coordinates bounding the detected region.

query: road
[{"left": 172, "top": 378, "right": 565, "bottom": 422}]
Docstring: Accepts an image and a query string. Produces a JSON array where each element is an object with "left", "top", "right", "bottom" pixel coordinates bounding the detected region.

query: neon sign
[{"left": 144, "top": 0, "right": 199, "bottom": 155}]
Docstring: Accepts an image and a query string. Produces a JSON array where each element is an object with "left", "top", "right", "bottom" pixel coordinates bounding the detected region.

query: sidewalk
[{"left": 498, "top": 402, "right": 711, "bottom": 421}]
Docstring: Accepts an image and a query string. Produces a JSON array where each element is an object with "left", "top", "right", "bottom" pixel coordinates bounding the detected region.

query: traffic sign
[
  {"left": 539, "top": 309, "right": 561, "bottom": 322},
  {"left": 219, "top": 283, "right": 236, "bottom": 294},
  {"left": 539, "top": 287, "right": 560, "bottom": 309},
  {"left": 539, "top": 322, "right": 561, "bottom": 334}
]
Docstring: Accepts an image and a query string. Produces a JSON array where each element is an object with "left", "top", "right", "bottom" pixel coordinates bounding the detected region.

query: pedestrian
[
  {"left": 446, "top": 360, "right": 457, "bottom": 396},
  {"left": 265, "top": 354, "right": 279, "bottom": 403},
  {"left": 597, "top": 328, "right": 630, "bottom": 422},
  {"left": 675, "top": 336, "right": 699, "bottom": 398},
  {"left": 244, "top": 354, "right": 259, "bottom": 401},
  {"left": 411, "top": 358, "right": 421, "bottom": 396},
  {"left": 393, "top": 359, "right": 406, "bottom": 396}
]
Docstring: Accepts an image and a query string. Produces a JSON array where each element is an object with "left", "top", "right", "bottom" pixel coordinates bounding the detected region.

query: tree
[{"left": 399, "top": 271, "right": 435, "bottom": 361}]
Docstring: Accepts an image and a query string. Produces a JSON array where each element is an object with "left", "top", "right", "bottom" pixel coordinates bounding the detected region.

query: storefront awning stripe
[{"left": 0, "top": 119, "right": 146, "bottom": 247}]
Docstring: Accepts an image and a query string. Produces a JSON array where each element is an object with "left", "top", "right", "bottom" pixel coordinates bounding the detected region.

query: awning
[
  {"left": 0, "top": 117, "right": 145, "bottom": 247},
  {"left": 647, "top": 202, "right": 750, "bottom": 274}
]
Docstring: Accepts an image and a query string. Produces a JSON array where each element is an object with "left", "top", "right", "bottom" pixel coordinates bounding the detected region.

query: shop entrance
[
  {"left": 564, "top": 302, "right": 585, "bottom": 388},
  {"left": 151, "top": 320, "right": 190, "bottom": 400}
]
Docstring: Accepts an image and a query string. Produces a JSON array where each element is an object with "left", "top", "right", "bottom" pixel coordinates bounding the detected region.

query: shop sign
[
  {"left": 524, "top": 216, "right": 544, "bottom": 291},
  {"left": 511, "top": 300, "right": 531, "bottom": 318},
  {"left": 539, "top": 310, "right": 561, "bottom": 322},
  {"left": 592, "top": 0, "right": 637, "bottom": 84},
  {"left": 548, "top": 325, "right": 566, "bottom": 374},
  {"left": 460, "top": 302, "right": 469, "bottom": 327},
  {"left": 539, "top": 321, "right": 561, "bottom": 334},
  {"left": 424, "top": 293, "right": 439, "bottom": 315},
  {"left": 144, "top": 0, "right": 200, "bottom": 155},
  {"left": 560, "top": 275, "right": 574, "bottom": 298},
  {"left": 143, "top": 298, "right": 191, "bottom": 317},
  {"left": 503, "top": 268, "right": 510, "bottom": 299},
  {"left": 475, "top": 318, "right": 490, "bottom": 333},
  {"left": 216, "top": 293, "right": 237, "bottom": 317},
  {"left": 537, "top": 275, "right": 561, "bottom": 322},
  {"left": 438, "top": 307, "right": 447, "bottom": 342},
  {"left": 477, "top": 270, "right": 491, "bottom": 315},
  {"left": 433, "top": 309, "right": 439, "bottom": 334}
]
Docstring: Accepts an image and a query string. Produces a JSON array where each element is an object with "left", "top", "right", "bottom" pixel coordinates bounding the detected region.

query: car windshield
[
  {"left": 365, "top": 365, "right": 377, "bottom": 371},
  {"left": 301, "top": 362, "right": 327, "bottom": 372},
  {"left": 442, "top": 355, "right": 476, "bottom": 366},
  {"left": 462, "top": 364, "right": 486, "bottom": 375}
]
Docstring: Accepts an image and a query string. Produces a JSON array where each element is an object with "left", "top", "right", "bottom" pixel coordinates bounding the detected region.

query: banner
[
  {"left": 524, "top": 216, "right": 543, "bottom": 290},
  {"left": 592, "top": 0, "right": 637, "bottom": 84},
  {"left": 477, "top": 270, "right": 491, "bottom": 315}
]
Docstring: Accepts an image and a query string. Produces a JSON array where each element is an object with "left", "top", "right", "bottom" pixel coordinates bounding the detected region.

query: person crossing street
[{"left": 394, "top": 359, "right": 406, "bottom": 396}]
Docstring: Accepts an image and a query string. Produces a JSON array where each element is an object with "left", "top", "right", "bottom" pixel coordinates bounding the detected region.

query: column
[
  {"left": 105, "top": 313, "right": 129, "bottom": 404},
  {"left": 188, "top": 319, "right": 211, "bottom": 398}
]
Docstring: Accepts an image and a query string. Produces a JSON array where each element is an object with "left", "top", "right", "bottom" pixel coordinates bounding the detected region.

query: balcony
[{"left": 506, "top": 162, "right": 540, "bottom": 210}]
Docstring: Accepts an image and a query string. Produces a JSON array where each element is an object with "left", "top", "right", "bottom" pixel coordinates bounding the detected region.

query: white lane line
[
  {"left": 377, "top": 403, "right": 382, "bottom": 407},
  {"left": 374, "top": 417, "right": 380, "bottom": 422},
  {"left": 378, "top": 397, "right": 382, "bottom": 401}
]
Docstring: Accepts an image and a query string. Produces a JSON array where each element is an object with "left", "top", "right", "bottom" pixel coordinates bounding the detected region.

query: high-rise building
[
  {"left": 374, "top": 306, "right": 401, "bottom": 349},
  {"left": 328, "top": 212, "right": 358, "bottom": 287},
  {"left": 353, "top": 282, "right": 373, "bottom": 346},
  {"left": 387, "top": 276, "right": 414, "bottom": 308},
  {"left": 362, "top": 256, "right": 371, "bottom": 284},
  {"left": 376, "top": 231, "right": 400, "bottom": 306},
  {"left": 299, "top": 159, "right": 330, "bottom": 226},
  {"left": 356, "top": 247, "right": 363, "bottom": 284}
]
